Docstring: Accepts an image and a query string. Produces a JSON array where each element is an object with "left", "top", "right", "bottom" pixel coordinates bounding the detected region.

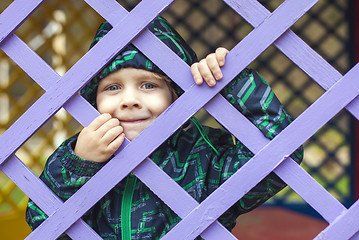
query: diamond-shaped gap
[
  {"left": 117, "top": 0, "right": 141, "bottom": 12},
  {"left": 233, "top": 200, "right": 328, "bottom": 240},
  {"left": 163, "top": 0, "right": 254, "bottom": 59},
  {"left": 233, "top": 187, "right": 328, "bottom": 240},
  {"left": 0, "top": 173, "right": 30, "bottom": 216},
  {"left": 303, "top": 143, "right": 327, "bottom": 168},
  {"left": 320, "top": 4, "right": 345, "bottom": 28},
  {"left": 335, "top": 45, "right": 351, "bottom": 73},
  {"left": 14, "top": 0, "right": 104, "bottom": 75},
  {"left": 57, "top": 0, "right": 104, "bottom": 69},
  {"left": 0, "top": 56, "right": 44, "bottom": 128},
  {"left": 318, "top": 125, "right": 346, "bottom": 152},
  {"left": 191, "top": 101, "right": 304, "bottom": 209},
  {"left": 145, "top": 103, "right": 268, "bottom": 230},
  {"left": 335, "top": 144, "right": 350, "bottom": 167},
  {"left": 290, "top": 0, "right": 351, "bottom": 76},
  {"left": 318, "top": 157, "right": 344, "bottom": 182},
  {"left": 248, "top": 46, "right": 320, "bottom": 119},
  {"left": 259, "top": 0, "right": 285, "bottom": 12},
  {"left": 1, "top": 107, "right": 82, "bottom": 221},
  {"left": 244, "top": 45, "right": 351, "bottom": 206},
  {"left": 320, "top": 35, "right": 345, "bottom": 60},
  {"left": 8, "top": 185, "right": 28, "bottom": 210},
  {"left": 15, "top": 108, "right": 81, "bottom": 176},
  {"left": 301, "top": 114, "right": 353, "bottom": 203},
  {"left": 335, "top": 175, "right": 351, "bottom": 200},
  {"left": 0, "top": 174, "right": 17, "bottom": 215},
  {"left": 301, "top": 20, "right": 327, "bottom": 44},
  {"left": 0, "top": 201, "right": 13, "bottom": 215},
  {"left": 0, "top": 0, "right": 13, "bottom": 14}
]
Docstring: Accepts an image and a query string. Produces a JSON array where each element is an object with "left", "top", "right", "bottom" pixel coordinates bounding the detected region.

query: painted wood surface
[
  {"left": 0, "top": 0, "right": 359, "bottom": 239},
  {"left": 27, "top": 0, "right": 318, "bottom": 238}
]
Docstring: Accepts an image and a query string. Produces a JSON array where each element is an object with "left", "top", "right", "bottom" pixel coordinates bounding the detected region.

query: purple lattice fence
[{"left": 1, "top": 0, "right": 359, "bottom": 239}]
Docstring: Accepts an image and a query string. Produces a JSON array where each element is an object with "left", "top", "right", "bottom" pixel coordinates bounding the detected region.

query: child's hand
[
  {"left": 74, "top": 113, "right": 125, "bottom": 162},
  {"left": 191, "top": 47, "right": 229, "bottom": 87}
]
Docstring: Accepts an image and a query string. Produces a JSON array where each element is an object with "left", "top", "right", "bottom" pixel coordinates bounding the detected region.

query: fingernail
[{"left": 216, "top": 73, "right": 222, "bottom": 80}]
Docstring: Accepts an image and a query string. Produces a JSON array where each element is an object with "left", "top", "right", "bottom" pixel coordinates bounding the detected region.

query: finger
[
  {"left": 206, "top": 53, "right": 223, "bottom": 81},
  {"left": 87, "top": 113, "right": 112, "bottom": 131},
  {"left": 198, "top": 59, "right": 216, "bottom": 87},
  {"left": 107, "top": 132, "right": 125, "bottom": 153},
  {"left": 191, "top": 63, "right": 203, "bottom": 85},
  {"left": 97, "top": 118, "right": 120, "bottom": 137},
  {"left": 215, "top": 47, "right": 229, "bottom": 67},
  {"left": 102, "top": 125, "right": 124, "bottom": 144}
]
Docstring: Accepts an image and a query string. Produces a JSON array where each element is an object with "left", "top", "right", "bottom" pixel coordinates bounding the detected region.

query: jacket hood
[{"left": 81, "top": 16, "right": 198, "bottom": 107}]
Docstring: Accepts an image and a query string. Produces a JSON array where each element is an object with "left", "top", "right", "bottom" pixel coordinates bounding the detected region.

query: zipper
[{"left": 121, "top": 174, "right": 137, "bottom": 240}]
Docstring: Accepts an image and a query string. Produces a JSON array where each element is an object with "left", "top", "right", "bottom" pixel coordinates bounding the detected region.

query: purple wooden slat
[
  {"left": 133, "top": 159, "right": 237, "bottom": 240},
  {"left": 0, "top": 155, "right": 102, "bottom": 239},
  {"left": 0, "top": 32, "right": 100, "bottom": 127},
  {"left": 26, "top": 0, "right": 316, "bottom": 236},
  {"left": 1, "top": 4, "right": 234, "bottom": 239},
  {"left": 0, "top": 0, "right": 354, "bottom": 237},
  {"left": 131, "top": 20, "right": 347, "bottom": 229},
  {"left": 0, "top": 9, "right": 276, "bottom": 240},
  {"left": 0, "top": 0, "right": 302, "bottom": 237},
  {"left": 274, "top": 158, "right": 346, "bottom": 223},
  {"left": 0, "top": 0, "right": 173, "bottom": 166},
  {"left": 130, "top": 9, "right": 358, "bottom": 227},
  {"left": 83, "top": 3, "right": 236, "bottom": 237},
  {"left": 0, "top": 0, "right": 45, "bottom": 44},
  {"left": 1, "top": 10, "right": 232, "bottom": 240},
  {"left": 204, "top": 96, "right": 346, "bottom": 223},
  {"left": 0, "top": 34, "right": 61, "bottom": 86},
  {"left": 162, "top": 63, "right": 359, "bottom": 239},
  {"left": 224, "top": 0, "right": 359, "bottom": 120},
  {"left": 83, "top": 0, "right": 127, "bottom": 22},
  {"left": 68, "top": 1, "right": 354, "bottom": 233},
  {"left": 350, "top": 232, "right": 359, "bottom": 240},
  {"left": 315, "top": 199, "right": 359, "bottom": 240}
]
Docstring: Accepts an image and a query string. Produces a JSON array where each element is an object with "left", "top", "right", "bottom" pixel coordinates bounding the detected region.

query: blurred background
[{"left": 0, "top": 0, "right": 358, "bottom": 239}]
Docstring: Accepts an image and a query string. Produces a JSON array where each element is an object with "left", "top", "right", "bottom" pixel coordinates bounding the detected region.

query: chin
[{"left": 124, "top": 132, "right": 139, "bottom": 141}]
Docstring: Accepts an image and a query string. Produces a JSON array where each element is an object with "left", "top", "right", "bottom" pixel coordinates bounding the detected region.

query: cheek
[
  {"left": 152, "top": 94, "right": 173, "bottom": 116},
  {"left": 96, "top": 96, "right": 115, "bottom": 114}
]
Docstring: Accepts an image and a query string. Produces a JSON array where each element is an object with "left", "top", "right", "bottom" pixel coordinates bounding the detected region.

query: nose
[{"left": 120, "top": 89, "right": 142, "bottom": 110}]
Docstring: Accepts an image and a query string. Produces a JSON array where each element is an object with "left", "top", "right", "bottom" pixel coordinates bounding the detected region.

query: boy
[{"left": 26, "top": 17, "right": 302, "bottom": 239}]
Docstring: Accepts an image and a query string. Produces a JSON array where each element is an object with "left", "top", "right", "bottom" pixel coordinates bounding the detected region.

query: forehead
[{"left": 100, "top": 68, "right": 158, "bottom": 82}]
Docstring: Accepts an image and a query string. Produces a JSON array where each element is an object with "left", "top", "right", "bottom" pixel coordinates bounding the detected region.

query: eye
[
  {"left": 142, "top": 83, "right": 155, "bottom": 89},
  {"left": 106, "top": 85, "right": 120, "bottom": 91}
]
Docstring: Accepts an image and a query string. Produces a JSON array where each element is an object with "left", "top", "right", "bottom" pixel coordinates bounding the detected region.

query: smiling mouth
[{"left": 120, "top": 119, "right": 147, "bottom": 124}]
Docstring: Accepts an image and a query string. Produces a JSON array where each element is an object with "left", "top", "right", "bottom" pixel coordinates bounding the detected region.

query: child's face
[{"left": 96, "top": 68, "right": 174, "bottom": 141}]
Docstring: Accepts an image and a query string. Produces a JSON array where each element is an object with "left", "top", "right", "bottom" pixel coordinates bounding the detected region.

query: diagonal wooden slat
[
  {"left": 315, "top": 199, "right": 359, "bottom": 240},
  {"left": 0, "top": 155, "right": 102, "bottom": 239},
  {"left": 26, "top": 0, "right": 318, "bottom": 238},
  {"left": 162, "top": 62, "right": 359, "bottom": 239},
  {"left": 205, "top": 95, "right": 347, "bottom": 224},
  {"left": 0, "top": 0, "right": 45, "bottom": 44},
  {"left": 224, "top": 0, "right": 359, "bottom": 120},
  {"left": 1, "top": 4, "right": 236, "bottom": 239},
  {"left": 0, "top": 33, "right": 97, "bottom": 127},
  {"left": 0, "top": 0, "right": 174, "bottom": 165},
  {"left": 0, "top": 0, "right": 357, "bottom": 239}
]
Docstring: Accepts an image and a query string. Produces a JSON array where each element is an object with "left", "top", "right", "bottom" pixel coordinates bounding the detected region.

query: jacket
[{"left": 26, "top": 69, "right": 303, "bottom": 239}]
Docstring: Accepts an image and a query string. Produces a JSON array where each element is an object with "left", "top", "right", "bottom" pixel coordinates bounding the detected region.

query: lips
[{"left": 120, "top": 118, "right": 148, "bottom": 124}]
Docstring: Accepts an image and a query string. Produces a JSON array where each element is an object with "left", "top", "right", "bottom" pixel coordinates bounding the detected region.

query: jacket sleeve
[
  {"left": 25, "top": 134, "right": 105, "bottom": 231},
  {"left": 217, "top": 69, "right": 303, "bottom": 221}
]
